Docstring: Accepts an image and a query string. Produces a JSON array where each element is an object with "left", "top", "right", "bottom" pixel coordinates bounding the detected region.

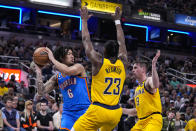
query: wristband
[{"left": 115, "top": 20, "right": 121, "bottom": 25}]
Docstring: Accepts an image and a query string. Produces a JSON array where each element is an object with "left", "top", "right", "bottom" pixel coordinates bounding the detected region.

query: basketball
[{"left": 33, "top": 47, "right": 49, "bottom": 66}]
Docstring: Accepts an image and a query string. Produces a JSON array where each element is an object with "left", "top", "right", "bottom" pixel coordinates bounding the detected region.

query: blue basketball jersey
[{"left": 57, "top": 73, "right": 91, "bottom": 111}]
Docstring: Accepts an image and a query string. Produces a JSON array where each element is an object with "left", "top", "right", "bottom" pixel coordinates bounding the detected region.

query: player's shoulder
[
  {"left": 73, "top": 63, "right": 85, "bottom": 68},
  {"left": 189, "top": 119, "right": 196, "bottom": 123}
]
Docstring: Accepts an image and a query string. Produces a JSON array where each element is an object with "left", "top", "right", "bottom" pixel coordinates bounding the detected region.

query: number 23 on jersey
[{"left": 104, "top": 77, "right": 121, "bottom": 95}]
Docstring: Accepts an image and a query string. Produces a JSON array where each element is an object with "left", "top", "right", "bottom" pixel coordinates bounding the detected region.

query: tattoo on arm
[
  {"left": 36, "top": 73, "right": 57, "bottom": 96},
  {"left": 43, "top": 76, "right": 57, "bottom": 94},
  {"left": 36, "top": 72, "right": 44, "bottom": 96}
]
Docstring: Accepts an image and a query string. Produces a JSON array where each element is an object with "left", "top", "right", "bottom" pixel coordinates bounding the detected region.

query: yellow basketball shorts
[
  {"left": 131, "top": 114, "right": 162, "bottom": 131},
  {"left": 73, "top": 104, "right": 122, "bottom": 131}
]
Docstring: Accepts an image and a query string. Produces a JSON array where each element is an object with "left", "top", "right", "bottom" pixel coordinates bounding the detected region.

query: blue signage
[{"left": 175, "top": 14, "right": 196, "bottom": 27}]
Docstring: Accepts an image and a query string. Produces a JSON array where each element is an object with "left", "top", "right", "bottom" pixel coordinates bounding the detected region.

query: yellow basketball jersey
[
  {"left": 185, "top": 119, "right": 196, "bottom": 131},
  {"left": 134, "top": 81, "right": 162, "bottom": 119},
  {"left": 91, "top": 58, "right": 126, "bottom": 106}
]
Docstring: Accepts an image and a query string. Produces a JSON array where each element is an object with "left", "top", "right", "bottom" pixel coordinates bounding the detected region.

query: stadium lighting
[
  {"left": 38, "top": 10, "right": 81, "bottom": 31},
  {"left": 124, "top": 23, "right": 149, "bottom": 42},
  {"left": 0, "top": 5, "right": 22, "bottom": 24},
  {"left": 168, "top": 30, "right": 190, "bottom": 35}
]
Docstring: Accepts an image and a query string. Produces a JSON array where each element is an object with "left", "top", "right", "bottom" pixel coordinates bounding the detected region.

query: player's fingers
[{"left": 89, "top": 14, "right": 93, "bottom": 18}]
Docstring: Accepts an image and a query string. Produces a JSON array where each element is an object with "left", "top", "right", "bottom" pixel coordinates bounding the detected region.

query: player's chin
[{"left": 69, "top": 61, "right": 74, "bottom": 66}]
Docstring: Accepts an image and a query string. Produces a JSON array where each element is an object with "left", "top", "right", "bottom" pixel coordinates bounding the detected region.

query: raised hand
[
  {"left": 80, "top": 6, "right": 93, "bottom": 21},
  {"left": 111, "top": 6, "right": 122, "bottom": 20},
  {"left": 152, "top": 50, "right": 160, "bottom": 67}
]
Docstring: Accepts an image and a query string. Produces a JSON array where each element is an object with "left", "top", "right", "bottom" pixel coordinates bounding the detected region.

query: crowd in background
[{"left": 0, "top": 34, "right": 195, "bottom": 131}]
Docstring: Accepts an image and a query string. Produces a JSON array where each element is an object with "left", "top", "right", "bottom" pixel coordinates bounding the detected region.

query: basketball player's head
[
  {"left": 54, "top": 46, "right": 74, "bottom": 66},
  {"left": 104, "top": 40, "right": 119, "bottom": 59},
  {"left": 132, "top": 61, "right": 148, "bottom": 79}
]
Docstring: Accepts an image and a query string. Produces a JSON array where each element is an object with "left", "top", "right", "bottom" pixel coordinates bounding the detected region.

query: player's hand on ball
[{"left": 45, "top": 47, "right": 55, "bottom": 62}]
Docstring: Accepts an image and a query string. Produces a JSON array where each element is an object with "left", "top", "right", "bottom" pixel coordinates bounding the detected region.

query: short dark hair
[
  {"left": 54, "top": 46, "right": 73, "bottom": 63},
  {"left": 4, "top": 96, "right": 13, "bottom": 103},
  {"left": 134, "top": 60, "right": 149, "bottom": 72},
  {"left": 104, "top": 40, "right": 119, "bottom": 59},
  {"left": 40, "top": 99, "right": 48, "bottom": 105}
]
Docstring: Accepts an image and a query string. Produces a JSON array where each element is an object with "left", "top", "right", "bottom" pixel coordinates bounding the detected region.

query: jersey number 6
[
  {"left": 104, "top": 77, "right": 121, "bottom": 95},
  {"left": 68, "top": 89, "right": 73, "bottom": 98}
]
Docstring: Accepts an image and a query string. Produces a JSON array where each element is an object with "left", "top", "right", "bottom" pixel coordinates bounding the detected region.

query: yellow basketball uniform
[
  {"left": 185, "top": 119, "right": 196, "bottom": 131},
  {"left": 73, "top": 58, "right": 126, "bottom": 131},
  {"left": 131, "top": 81, "right": 162, "bottom": 131}
]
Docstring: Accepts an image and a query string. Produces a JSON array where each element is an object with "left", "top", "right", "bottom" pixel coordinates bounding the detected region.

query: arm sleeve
[
  {"left": 1, "top": 112, "right": 6, "bottom": 119},
  {"left": 16, "top": 111, "right": 19, "bottom": 119}
]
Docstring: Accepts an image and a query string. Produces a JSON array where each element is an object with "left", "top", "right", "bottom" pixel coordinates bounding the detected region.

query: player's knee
[{"left": 71, "top": 127, "right": 75, "bottom": 131}]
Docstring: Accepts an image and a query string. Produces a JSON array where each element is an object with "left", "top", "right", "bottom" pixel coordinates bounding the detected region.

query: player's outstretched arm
[
  {"left": 146, "top": 50, "right": 160, "bottom": 92},
  {"left": 122, "top": 108, "right": 137, "bottom": 116},
  {"left": 151, "top": 50, "right": 160, "bottom": 89},
  {"left": 45, "top": 47, "right": 84, "bottom": 76},
  {"left": 30, "top": 62, "right": 57, "bottom": 96},
  {"left": 112, "top": 7, "right": 128, "bottom": 67},
  {"left": 80, "top": 6, "right": 102, "bottom": 66}
]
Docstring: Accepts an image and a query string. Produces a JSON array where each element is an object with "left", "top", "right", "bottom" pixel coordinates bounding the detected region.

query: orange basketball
[{"left": 33, "top": 47, "right": 49, "bottom": 66}]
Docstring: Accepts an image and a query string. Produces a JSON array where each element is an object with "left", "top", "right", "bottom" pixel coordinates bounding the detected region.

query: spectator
[
  {"left": 17, "top": 98, "right": 25, "bottom": 112},
  {"left": 0, "top": 81, "right": 8, "bottom": 97},
  {"left": 2, "top": 96, "right": 21, "bottom": 131},
  {"left": 20, "top": 100, "right": 37, "bottom": 131},
  {"left": 52, "top": 103, "right": 63, "bottom": 130},
  {"left": 169, "top": 77, "right": 180, "bottom": 89},
  {"left": 162, "top": 111, "right": 175, "bottom": 131},
  {"left": 185, "top": 107, "right": 192, "bottom": 121},
  {"left": 17, "top": 81, "right": 29, "bottom": 99},
  {"left": 185, "top": 108, "right": 196, "bottom": 131},
  {"left": 7, "top": 75, "right": 20, "bottom": 92},
  {"left": 12, "top": 101, "right": 18, "bottom": 110},
  {"left": 7, "top": 88, "right": 15, "bottom": 98},
  {"left": 174, "top": 112, "right": 186, "bottom": 130},
  {"left": 179, "top": 100, "right": 189, "bottom": 113},
  {"left": 36, "top": 100, "right": 54, "bottom": 131},
  {"left": 174, "top": 95, "right": 182, "bottom": 110},
  {"left": 169, "top": 100, "right": 175, "bottom": 110},
  {"left": 13, "top": 96, "right": 18, "bottom": 104}
]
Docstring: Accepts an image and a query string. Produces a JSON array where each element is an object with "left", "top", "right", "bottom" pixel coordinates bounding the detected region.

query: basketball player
[
  {"left": 72, "top": 6, "right": 127, "bottom": 131},
  {"left": 123, "top": 50, "right": 162, "bottom": 131},
  {"left": 30, "top": 46, "right": 91, "bottom": 131}
]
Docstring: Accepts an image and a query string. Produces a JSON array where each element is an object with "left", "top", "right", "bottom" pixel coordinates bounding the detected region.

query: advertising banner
[
  {"left": 81, "top": 0, "right": 122, "bottom": 13},
  {"left": 0, "top": 68, "right": 21, "bottom": 82},
  {"left": 131, "top": 8, "right": 163, "bottom": 22},
  {"left": 175, "top": 14, "right": 196, "bottom": 27}
]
